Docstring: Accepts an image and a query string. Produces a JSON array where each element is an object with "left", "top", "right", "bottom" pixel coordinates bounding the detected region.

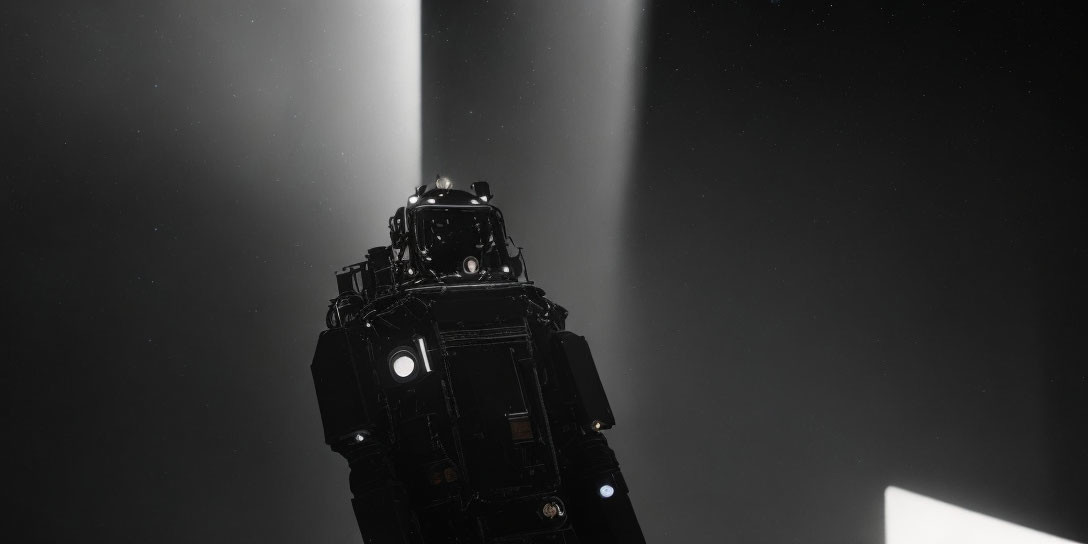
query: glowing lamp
[
  {"left": 463, "top": 256, "right": 480, "bottom": 274},
  {"left": 388, "top": 348, "right": 419, "bottom": 382},
  {"left": 392, "top": 355, "right": 415, "bottom": 378}
]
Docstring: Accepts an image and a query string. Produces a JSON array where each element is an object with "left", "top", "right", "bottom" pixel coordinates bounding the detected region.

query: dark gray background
[{"left": 4, "top": 1, "right": 1086, "bottom": 543}]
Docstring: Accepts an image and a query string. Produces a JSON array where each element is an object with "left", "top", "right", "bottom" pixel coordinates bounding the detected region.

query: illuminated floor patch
[{"left": 885, "top": 486, "right": 1079, "bottom": 544}]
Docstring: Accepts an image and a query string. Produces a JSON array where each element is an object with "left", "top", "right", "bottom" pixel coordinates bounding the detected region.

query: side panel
[
  {"left": 311, "top": 328, "right": 374, "bottom": 446},
  {"left": 552, "top": 331, "right": 616, "bottom": 431},
  {"left": 550, "top": 330, "right": 645, "bottom": 541}
]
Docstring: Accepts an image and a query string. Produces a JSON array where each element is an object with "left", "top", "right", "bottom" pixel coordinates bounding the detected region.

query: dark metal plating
[{"left": 311, "top": 181, "right": 645, "bottom": 543}]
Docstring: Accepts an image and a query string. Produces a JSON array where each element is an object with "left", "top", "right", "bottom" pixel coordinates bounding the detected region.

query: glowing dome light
[
  {"left": 598, "top": 484, "right": 615, "bottom": 499},
  {"left": 463, "top": 256, "right": 479, "bottom": 274},
  {"left": 436, "top": 176, "right": 453, "bottom": 190},
  {"left": 408, "top": 195, "right": 419, "bottom": 204},
  {"left": 392, "top": 354, "right": 416, "bottom": 378}
]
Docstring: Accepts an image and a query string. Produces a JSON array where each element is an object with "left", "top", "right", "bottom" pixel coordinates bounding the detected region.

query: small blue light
[{"left": 599, "top": 484, "right": 615, "bottom": 499}]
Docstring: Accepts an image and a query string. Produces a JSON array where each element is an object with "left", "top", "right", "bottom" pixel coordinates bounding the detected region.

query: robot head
[
  {"left": 416, "top": 203, "right": 493, "bottom": 275},
  {"left": 390, "top": 178, "right": 520, "bottom": 280}
]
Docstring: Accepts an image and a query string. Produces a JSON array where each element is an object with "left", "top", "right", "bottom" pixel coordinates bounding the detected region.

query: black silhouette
[{"left": 311, "top": 179, "right": 645, "bottom": 543}]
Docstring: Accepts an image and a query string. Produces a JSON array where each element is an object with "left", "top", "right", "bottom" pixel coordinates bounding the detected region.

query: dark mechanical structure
[{"left": 311, "top": 178, "right": 645, "bottom": 543}]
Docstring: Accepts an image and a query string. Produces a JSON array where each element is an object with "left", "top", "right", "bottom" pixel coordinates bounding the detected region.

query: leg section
[
  {"left": 562, "top": 434, "right": 646, "bottom": 544},
  {"left": 345, "top": 441, "right": 426, "bottom": 544}
]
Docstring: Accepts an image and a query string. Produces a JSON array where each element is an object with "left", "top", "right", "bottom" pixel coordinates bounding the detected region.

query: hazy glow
[
  {"left": 885, "top": 487, "right": 1079, "bottom": 544},
  {"left": 330, "top": 0, "right": 420, "bottom": 256},
  {"left": 505, "top": 0, "right": 648, "bottom": 419}
]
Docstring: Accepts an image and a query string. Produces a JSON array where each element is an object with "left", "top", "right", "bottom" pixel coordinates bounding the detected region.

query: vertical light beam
[
  {"left": 315, "top": 0, "right": 421, "bottom": 256},
  {"left": 518, "top": 0, "right": 648, "bottom": 399}
]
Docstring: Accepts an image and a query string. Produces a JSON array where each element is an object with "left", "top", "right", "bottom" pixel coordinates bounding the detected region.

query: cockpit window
[{"left": 417, "top": 208, "right": 494, "bottom": 274}]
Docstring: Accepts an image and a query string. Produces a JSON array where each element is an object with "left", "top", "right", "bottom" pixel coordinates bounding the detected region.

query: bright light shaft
[
  {"left": 352, "top": 0, "right": 421, "bottom": 192},
  {"left": 885, "top": 487, "right": 1080, "bottom": 544},
  {"left": 525, "top": 0, "right": 647, "bottom": 388},
  {"left": 320, "top": 0, "right": 420, "bottom": 250}
]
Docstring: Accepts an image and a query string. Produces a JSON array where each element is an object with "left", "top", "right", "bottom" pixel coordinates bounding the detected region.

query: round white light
[
  {"left": 598, "top": 484, "right": 615, "bottom": 499},
  {"left": 501, "top": 265, "right": 510, "bottom": 273},
  {"left": 392, "top": 354, "right": 416, "bottom": 378},
  {"left": 408, "top": 196, "right": 419, "bottom": 204},
  {"left": 463, "top": 256, "right": 479, "bottom": 274},
  {"left": 436, "top": 177, "right": 453, "bottom": 190},
  {"left": 470, "top": 199, "right": 479, "bottom": 204},
  {"left": 427, "top": 198, "right": 436, "bottom": 204},
  {"left": 354, "top": 433, "right": 365, "bottom": 442}
]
